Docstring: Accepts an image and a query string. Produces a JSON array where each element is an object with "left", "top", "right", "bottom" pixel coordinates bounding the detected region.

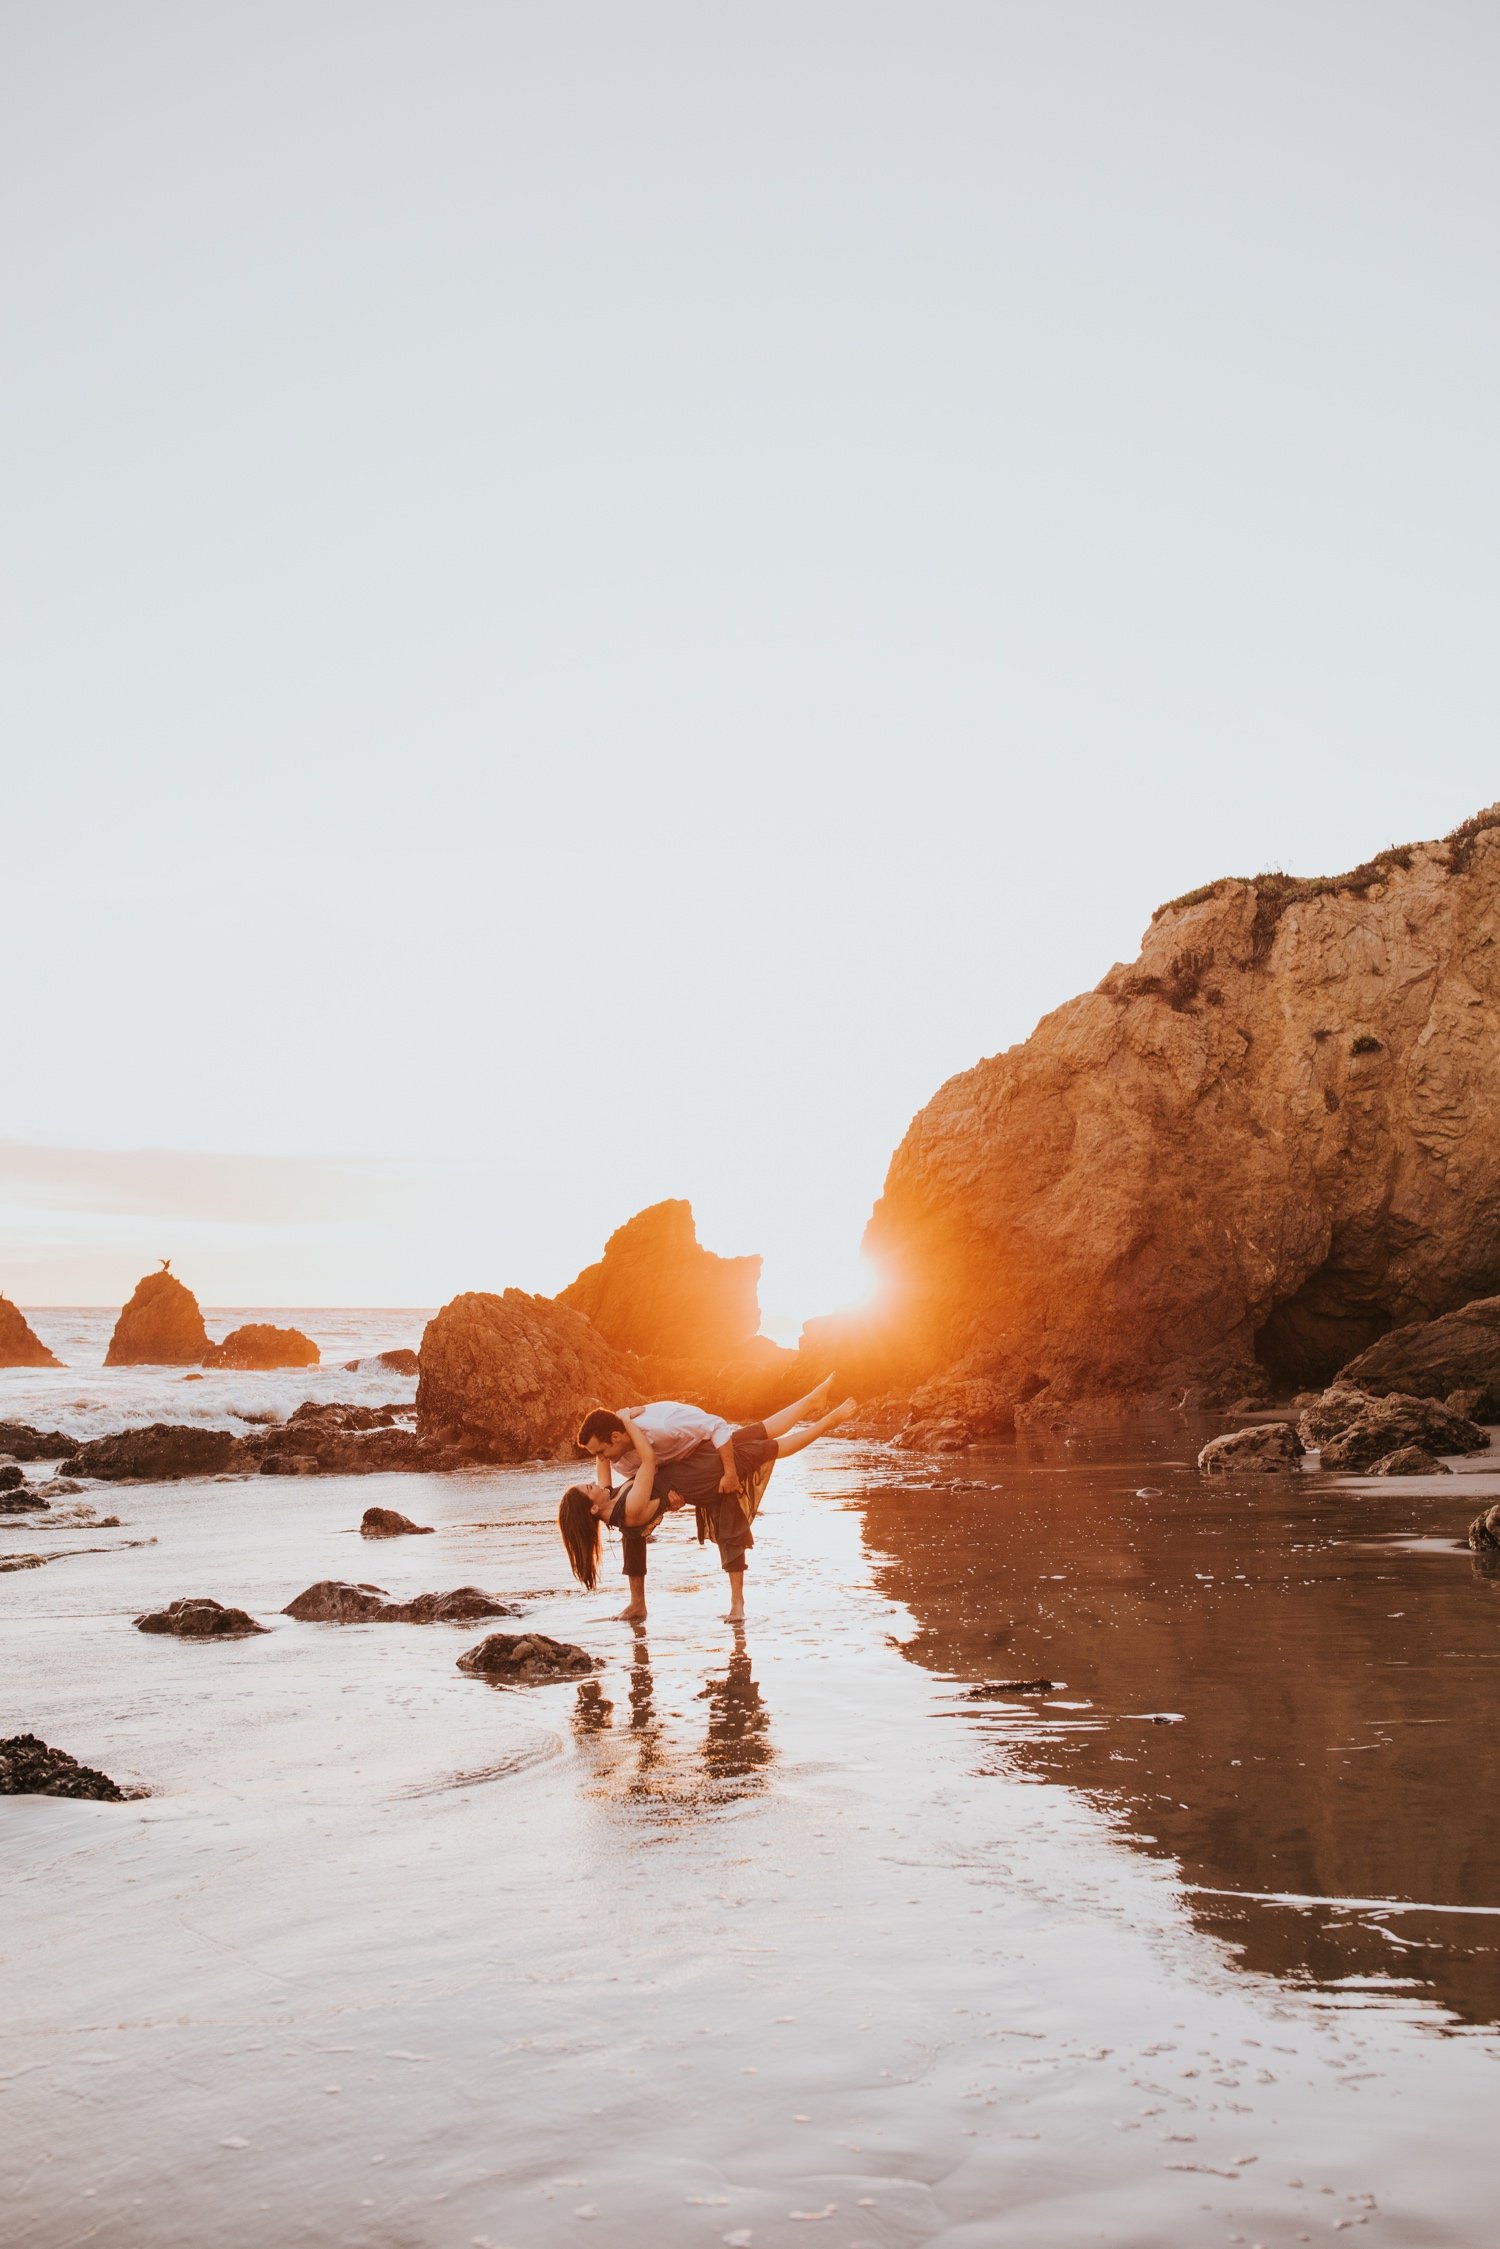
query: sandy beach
[{"left": 6, "top": 1383, "right": 1500, "bottom": 2248}]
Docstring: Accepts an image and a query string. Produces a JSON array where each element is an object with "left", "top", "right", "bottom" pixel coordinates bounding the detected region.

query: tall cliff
[{"left": 813, "top": 807, "right": 1500, "bottom": 1404}]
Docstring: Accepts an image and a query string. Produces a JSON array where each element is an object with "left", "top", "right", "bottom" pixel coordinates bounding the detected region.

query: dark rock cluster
[
  {"left": 0, "top": 1733, "right": 125, "bottom": 1800},
  {"left": 135, "top": 1597, "right": 268, "bottom": 1638},
  {"left": 456, "top": 1631, "right": 600, "bottom": 1683},
  {"left": 282, "top": 1580, "right": 515, "bottom": 1624}
]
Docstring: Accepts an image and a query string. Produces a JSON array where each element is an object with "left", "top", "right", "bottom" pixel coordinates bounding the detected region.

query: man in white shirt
[{"left": 577, "top": 1400, "right": 743, "bottom": 1495}]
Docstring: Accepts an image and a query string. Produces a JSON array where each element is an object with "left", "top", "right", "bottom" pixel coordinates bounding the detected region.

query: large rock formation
[
  {"left": 1337, "top": 1296, "right": 1500, "bottom": 1416},
  {"left": 209, "top": 1324, "right": 320, "bottom": 1370},
  {"left": 105, "top": 1270, "right": 211, "bottom": 1366},
  {"left": 557, "top": 1200, "right": 765, "bottom": 1361},
  {"left": 0, "top": 1297, "right": 62, "bottom": 1369},
  {"left": 417, "top": 1288, "right": 639, "bottom": 1462},
  {"left": 810, "top": 807, "right": 1500, "bottom": 1409}
]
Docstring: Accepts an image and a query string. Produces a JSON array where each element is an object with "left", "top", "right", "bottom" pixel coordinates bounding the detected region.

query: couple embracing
[{"left": 557, "top": 1376, "right": 855, "bottom": 1623}]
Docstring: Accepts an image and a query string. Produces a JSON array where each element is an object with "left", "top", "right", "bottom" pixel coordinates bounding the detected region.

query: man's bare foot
[{"left": 724, "top": 1606, "right": 746, "bottom": 1624}]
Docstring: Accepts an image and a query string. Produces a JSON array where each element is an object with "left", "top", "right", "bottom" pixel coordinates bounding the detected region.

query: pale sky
[{"left": 2, "top": 2, "right": 1497, "bottom": 1329}]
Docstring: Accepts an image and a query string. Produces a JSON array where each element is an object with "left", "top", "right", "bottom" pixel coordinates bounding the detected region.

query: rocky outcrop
[
  {"left": 105, "top": 1269, "right": 212, "bottom": 1365},
  {"left": 0, "top": 1297, "right": 61, "bottom": 1368},
  {"left": 1197, "top": 1422, "right": 1304, "bottom": 1474},
  {"left": 209, "top": 1324, "right": 320, "bottom": 1370},
  {"left": 360, "top": 1506, "right": 434, "bottom": 1537},
  {"left": 417, "top": 1289, "right": 638, "bottom": 1462},
  {"left": 558, "top": 1200, "right": 764, "bottom": 1361},
  {"left": 809, "top": 807, "right": 1500, "bottom": 1408},
  {"left": 1337, "top": 1296, "right": 1500, "bottom": 1418},
  {"left": 135, "top": 1597, "right": 267, "bottom": 1638},
  {"left": 0, "top": 1421, "right": 77, "bottom": 1460},
  {"left": 1369, "top": 1445, "right": 1449, "bottom": 1475},
  {"left": 1316, "top": 1393, "right": 1488, "bottom": 1472},
  {"left": 0, "top": 1734, "right": 125, "bottom": 1800},
  {"left": 60, "top": 1424, "right": 242, "bottom": 1481},
  {"left": 283, "top": 1580, "right": 514, "bottom": 1624},
  {"left": 252, "top": 1401, "right": 452, "bottom": 1477},
  {"left": 456, "top": 1630, "right": 599, "bottom": 1683}
]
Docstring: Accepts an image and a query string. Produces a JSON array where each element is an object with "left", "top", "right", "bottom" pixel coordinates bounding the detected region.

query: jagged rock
[
  {"left": 209, "top": 1324, "right": 320, "bottom": 1370},
  {"left": 1197, "top": 1422, "right": 1305, "bottom": 1474},
  {"left": 0, "top": 1462, "right": 24, "bottom": 1490},
  {"left": 0, "top": 1421, "right": 78, "bottom": 1461},
  {"left": 417, "top": 1288, "right": 639, "bottom": 1463},
  {"left": 456, "top": 1631, "right": 600, "bottom": 1683},
  {"left": 342, "top": 1347, "right": 420, "bottom": 1375},
  {"left": 0, "top": 1733, "right": 124, "bottom": 1800},
  {"left": 1318, "top": 1393, "right": 1489, "bottom": 1472},
  {"left": 105, "top": 1270, "right": 211, "bottom": 1366},
  {"left": 1335, "top": 1296, "right": 1500, "bottom": 1418},
  {"left": 557, "top": 1199, "right": 764, "bottom": 1361},
  {"left": 1469, "top": 1503, "right": 1500, "bottom": 1553},
  {"left": 1368, "top": 1445, "right": 1450, "bottom": 1476},
  {"left": 360, "top": 1507, "right": 434, "bottom": 1538},
  {"left": 0, "top": 1297, "right": 62, "bottom": 1368},
  {"left": 1297, "top": 1386, "right": 1373, "bottom": 1447},
  {"left": 135, "top": 1597, "right": 267, "bottom": 1638},
  {"left": 59, "top": 1424, "right": 242, "bottom": 1481},
  {"left": 1447, "top": 1387, "right": 1491, "bottom": 1421},
  {"left": 808, "top": 807, "right": 1500, "bottom": 1405},
  {"left": 283, "top": 1580, "right": 389, "bottom": 1621},
  {"left": 282, "top": 1579, "right": 512, "bottom": 1624},
  {"left": 251, "top": 1403, "right": 452, "bottom": 1477}
]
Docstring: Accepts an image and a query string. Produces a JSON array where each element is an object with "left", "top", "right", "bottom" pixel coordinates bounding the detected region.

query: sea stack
[
  {"left": 808, "top": 806, "right": 1500, "bottom": 1412},
  {"left": 105, "top": 1269, "right": 211, "bottom": 1367},
  {"left": 0, "top": 1297, "right": 62, "bottom": 1369},
  {"left": 557, "top": 1199, "right": 764, "bottom": 1361}
]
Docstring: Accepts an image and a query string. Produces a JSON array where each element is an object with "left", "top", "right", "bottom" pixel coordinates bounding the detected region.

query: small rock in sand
[
  {"left": 457, "top": 1631, "right": 600, "bottom": 1684},
  {"left": 135, "top": 1597, "right": 268, "bottom": 1638},
  {"left": 1468, "top": 1504, "right": 1500, "bottom": 1555},
  {"left": 360, "top": 1506, "right": 434, "bottom": 1538},
  {"left": 0, "top": 1733, "right": 125, "bottom": 1800},
  {"left": 1368, "top": 1444, "right": 1451, "bottom": 1476},
  {"left": 283, "top": 1579, "right": 390, "bottom": 1621},
  {"left": 1197, "top": 1423, "right": 1304, "bottom": 1474}
]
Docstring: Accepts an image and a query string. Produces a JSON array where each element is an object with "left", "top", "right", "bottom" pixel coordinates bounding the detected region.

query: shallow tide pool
[{"left": 4, "top": 1421, "right": 1499, "bottom": 2247}]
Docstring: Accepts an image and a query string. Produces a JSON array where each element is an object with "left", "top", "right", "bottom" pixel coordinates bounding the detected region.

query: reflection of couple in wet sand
[{"left": 556, "top": 1375, "right": 855, "bottom": 1622}]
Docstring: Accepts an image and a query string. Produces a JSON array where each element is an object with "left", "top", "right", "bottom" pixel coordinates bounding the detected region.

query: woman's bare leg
[
  {"left": 770, "top": 1396, "right": 857, "bottom": 1460},
  {"left": 761, "top": 1375, "right": 835, "bottom": 1441},
  {"left": 616, "top": 1574, "right": 647, "bottom": 1622}
]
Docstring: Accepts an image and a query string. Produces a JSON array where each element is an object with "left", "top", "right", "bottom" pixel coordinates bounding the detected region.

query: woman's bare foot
[
  {"left": 805, "top": 1373, "right": 835, "bottom": 1418},
  {"left": 828, "top": 1395, "right": 858, "bottom": 1429},
  {"left": 615, "top": 1601, "right": 647, "bottom": 1622}
]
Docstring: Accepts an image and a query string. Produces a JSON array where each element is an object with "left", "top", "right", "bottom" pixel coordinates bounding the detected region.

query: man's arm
[{"left": 716, "top": 1437, "right": 741, "bottom": 1496}]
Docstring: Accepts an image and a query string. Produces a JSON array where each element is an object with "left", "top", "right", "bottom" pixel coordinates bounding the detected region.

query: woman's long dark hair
[{"left": 558, "top": 1484, "right": 603, "bottom": 1590}]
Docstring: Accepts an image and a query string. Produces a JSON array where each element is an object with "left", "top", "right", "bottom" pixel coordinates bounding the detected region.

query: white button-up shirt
[{"left": 613, "top": 1399, "right": 735, "bottom": 1472}]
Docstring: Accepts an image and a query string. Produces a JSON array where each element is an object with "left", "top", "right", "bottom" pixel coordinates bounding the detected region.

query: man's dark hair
[{"left": 577, "top": 1408, "right": 626, "bottom": 1447}]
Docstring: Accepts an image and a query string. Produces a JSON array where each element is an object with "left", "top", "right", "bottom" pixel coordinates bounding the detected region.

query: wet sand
[{"left": 4, "top": 1427, "right": 1500, "bottom": 2247}]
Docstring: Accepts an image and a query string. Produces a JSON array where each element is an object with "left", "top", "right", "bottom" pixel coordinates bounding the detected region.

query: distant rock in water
[
  {"left": 105, "top": 1271, "right": 211, "bottom": 1366},
  {"left": 807, "top": 806, "right": 1500, "bottom": 1411},
  {"left": 135, "top": 1596, "right": 268, "bottom": 1638},
  {"left": 60, "top": 1424, "right": 242, "bottom": 1481},
  {"left": 209, "top": 1324, "right": 320, "bottom": 1370},
  {"left": 1197, "top": 1423, "right": 1304, "bottom": 1474},
  {"left": 360, "top": 1506, "right": 434, "bottom": 1538},
  {"left": 0, "top": 1733, "right": 125, "bottom": 1800},
  {"left": 283, "top": 1579, "right": 513, "bottom": 1624},
  {"left": 0, "top": 1421, "right": 77, "bottom": 1461},
  {"left": 456, "top": 1630, "right": 600, "bottom": 1683},
  {"left": 1316, "top": 1392, "right": 1488, "bottom": 1473},
  {"left": 1336, "top": 1296, "right": 1500, "bottom": 1419},
  {"left": 253, "top": 1401, "right": 452, "bottom": 1478},
  {"left": 342, "top": 1348, "right": 420, "bottom": 1374},
  {"left": 418, "top": 1289, "right": 637, "bottom": 1462},
  {"left": 0, "top": 1463, "right": 25, "bottom": 1491},
  {"left": 1368, "top": 1444, "right": 1450, "bottom": 1476},
  {"left": 1469, "top": 1503, "right": 1500, "bottom": 1556},
  {"left": 0, "top": 1297, "right": 62, "bottom": 1369},
  {"left": 557, "top": 1199, "right": 764, "bottom": 1361}
]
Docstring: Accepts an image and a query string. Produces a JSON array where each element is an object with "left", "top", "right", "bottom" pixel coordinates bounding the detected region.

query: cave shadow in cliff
[{"left": 1253, "top": 1246, "right": 1394, "bottom": 1390}]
